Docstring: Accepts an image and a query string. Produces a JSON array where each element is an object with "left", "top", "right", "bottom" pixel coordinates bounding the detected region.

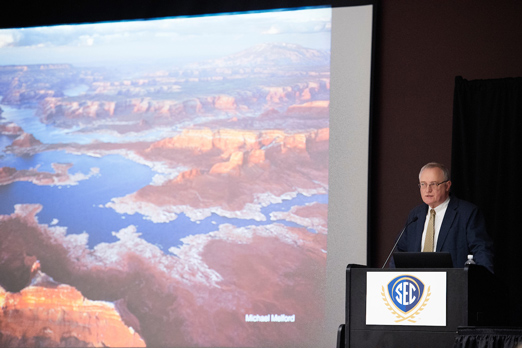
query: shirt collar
[{"left": 431, "top": 196, "right": 450, "bottom": 214}]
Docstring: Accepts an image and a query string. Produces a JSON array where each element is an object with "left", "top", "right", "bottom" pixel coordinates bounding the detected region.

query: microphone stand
[{"left": 381, "top": 216, "right": 418, "bottom": 268}]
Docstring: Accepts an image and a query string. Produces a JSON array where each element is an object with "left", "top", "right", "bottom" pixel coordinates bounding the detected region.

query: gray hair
[{"left": 419, "top": 162, "right": 451, "bottom": 181}]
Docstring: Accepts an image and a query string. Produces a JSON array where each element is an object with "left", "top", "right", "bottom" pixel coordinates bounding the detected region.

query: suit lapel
[{"left": 436, "top": 197, "right": 458, "bottom": 251}]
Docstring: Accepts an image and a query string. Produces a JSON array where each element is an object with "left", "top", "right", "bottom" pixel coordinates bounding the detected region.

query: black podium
[{"left": 341, "top": 264, "right": 499, "bottom": 348}]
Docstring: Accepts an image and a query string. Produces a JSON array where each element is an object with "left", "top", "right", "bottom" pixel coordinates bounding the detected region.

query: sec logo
[{"left": 387, "top": 275, "right": 425, "bottom": 314}]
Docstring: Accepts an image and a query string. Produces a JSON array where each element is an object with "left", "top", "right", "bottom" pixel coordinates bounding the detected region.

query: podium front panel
[{"left": 345, "top": 266, "right": 489, "bottom": 348}]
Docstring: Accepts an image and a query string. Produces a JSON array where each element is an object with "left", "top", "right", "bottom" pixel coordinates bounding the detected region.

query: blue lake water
[
  {"left": 63, "top": 84, "right": 89, "bottom": 97},
  {"left": 0, "top": 105, "right": 328, "bottom": 251}
]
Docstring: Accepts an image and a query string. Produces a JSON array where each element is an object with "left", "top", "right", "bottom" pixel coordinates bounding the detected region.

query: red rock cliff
[{"left": 0, "top": 273, "right": 145, "bottom": 347}]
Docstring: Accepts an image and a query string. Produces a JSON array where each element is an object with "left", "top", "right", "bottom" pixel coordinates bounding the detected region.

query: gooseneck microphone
[{"left": 381, "top": 216, "right": 419, "bottom": 269}]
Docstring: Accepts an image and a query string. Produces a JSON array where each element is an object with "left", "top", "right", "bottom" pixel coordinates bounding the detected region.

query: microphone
[{"left": 381, "top": 216, "right": 419, "bottom": 269}]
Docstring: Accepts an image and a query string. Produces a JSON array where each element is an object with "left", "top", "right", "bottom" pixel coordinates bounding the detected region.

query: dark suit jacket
[{"left": 395, "top": 196, "right": 494, "bottom": 273}]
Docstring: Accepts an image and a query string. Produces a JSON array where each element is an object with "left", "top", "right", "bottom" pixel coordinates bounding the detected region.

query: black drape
[
  {"left": 454, "top": 328, "right": 522, "bottom": 348},
  {"left": 451, "top": 76, "right": 522, "bottom": 326}
]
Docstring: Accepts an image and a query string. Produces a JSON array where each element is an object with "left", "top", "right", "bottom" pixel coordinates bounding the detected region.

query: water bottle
[{"left": 465, "top": 254, "right": 476, "bottom": 266}]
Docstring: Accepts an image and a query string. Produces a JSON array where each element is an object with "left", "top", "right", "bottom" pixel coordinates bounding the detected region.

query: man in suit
[{"left": 395, "top": 162, "right": 494, "bottom": 273}]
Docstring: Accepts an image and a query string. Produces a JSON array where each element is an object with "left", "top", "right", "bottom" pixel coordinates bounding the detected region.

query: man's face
[{"left": 419, "top": 167, "right": 451, "bottom": 208}]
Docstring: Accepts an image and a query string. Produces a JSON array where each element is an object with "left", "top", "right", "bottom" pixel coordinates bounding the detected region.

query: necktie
[{"left": 423, "top": 209, "right": 436, "bottom": 252}]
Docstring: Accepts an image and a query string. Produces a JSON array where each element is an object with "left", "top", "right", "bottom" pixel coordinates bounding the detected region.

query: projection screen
[{"left": 0, "top": 1, "right": 376, "bottom": 347}]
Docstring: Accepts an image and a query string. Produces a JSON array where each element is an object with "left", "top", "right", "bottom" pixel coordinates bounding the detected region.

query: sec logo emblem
[
  {"left": 367, "top": 272, "right": 445, "bottom": 325},
  {"left": 381, "top": 274, "right": 432, "bottom": 323},
  {"left": 388, "top": 275, "right": 424, "bottom": 313}
]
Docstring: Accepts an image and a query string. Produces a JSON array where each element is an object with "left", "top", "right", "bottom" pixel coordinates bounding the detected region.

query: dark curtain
[
  {"left": 451, "top": 76, "right": 522, "bottom": 326},
  {"left": 454, "top": 328, "right": 522, "bottom": 348}
]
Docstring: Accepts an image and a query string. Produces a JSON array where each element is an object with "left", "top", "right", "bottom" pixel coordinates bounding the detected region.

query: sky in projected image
[
  {"left": 0, "top": 8, "right": 331, "bottom": 67},
  {"left": 0, "top": 7, "right": 330, "bottom": 347}
]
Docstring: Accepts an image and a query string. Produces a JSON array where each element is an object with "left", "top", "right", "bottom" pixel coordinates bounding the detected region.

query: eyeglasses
[{"left": 418, "top": 180, "right": 448, "bottom": 190}]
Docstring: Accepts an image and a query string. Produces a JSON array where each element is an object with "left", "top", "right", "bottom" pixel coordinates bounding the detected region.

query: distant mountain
[{"left": 191, "top": 43, "right": 330, "bottom": 68}]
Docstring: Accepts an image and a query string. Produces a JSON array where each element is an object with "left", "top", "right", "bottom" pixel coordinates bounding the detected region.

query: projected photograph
[{"left": 0, "top": 7, "right": 330, "bottom": 348}]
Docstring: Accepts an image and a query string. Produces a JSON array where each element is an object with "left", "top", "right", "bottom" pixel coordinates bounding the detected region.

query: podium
[{"left": 341, "top": 264, "right": 499, "bottom": 348}]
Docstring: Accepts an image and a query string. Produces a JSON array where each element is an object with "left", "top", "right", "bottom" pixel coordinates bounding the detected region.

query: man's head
[{"left": 418, "top": 162, "right": 452, "bottom": 208}]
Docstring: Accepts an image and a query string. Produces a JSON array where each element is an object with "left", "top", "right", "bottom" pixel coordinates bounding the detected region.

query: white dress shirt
[{"left": 421, "top": 196, "right": 451, "bottom": 251}]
